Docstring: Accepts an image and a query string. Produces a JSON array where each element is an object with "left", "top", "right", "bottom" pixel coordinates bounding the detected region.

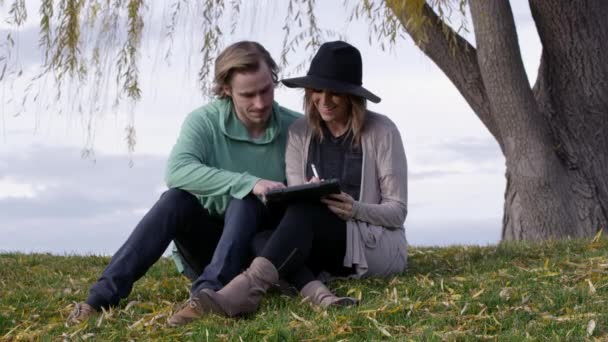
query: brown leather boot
[
  {"left": 66, "top": 302, "right": 97, "bottom": 324},
  {"left": 300, "top": 280, "right": 359, "bottom": 308},
  {"left": 167, "top": 293, "right": 216, "bottom": 326},
  {"left": 198, "top": 257, "right": 278, "bottom": 317}
]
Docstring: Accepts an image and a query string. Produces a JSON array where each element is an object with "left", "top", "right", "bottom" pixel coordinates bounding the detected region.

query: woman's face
[{"left": 310, "top": 89, "right": 349, "bottom": 125}]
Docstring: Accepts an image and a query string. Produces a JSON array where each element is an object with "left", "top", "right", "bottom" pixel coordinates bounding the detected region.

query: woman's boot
[{"left": 300, "top": 280, "right": 358, "bottom": 308}]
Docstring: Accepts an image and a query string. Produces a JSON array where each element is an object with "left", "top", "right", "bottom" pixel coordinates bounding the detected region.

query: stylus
[{"left": 311, "top": 164, "right": 320, "bottom": 179}]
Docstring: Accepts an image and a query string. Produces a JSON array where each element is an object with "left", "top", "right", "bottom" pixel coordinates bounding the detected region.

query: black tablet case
[{"left": 265, "top": 179, "right": 341, "bottom": 204}]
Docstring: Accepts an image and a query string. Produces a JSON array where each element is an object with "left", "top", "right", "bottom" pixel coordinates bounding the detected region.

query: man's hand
[
  {"left": 252, "top": 179, "right": 286, "bottom": 199},
  {"left": 321, "top": 192, "right": 355, "bottom": 221}
]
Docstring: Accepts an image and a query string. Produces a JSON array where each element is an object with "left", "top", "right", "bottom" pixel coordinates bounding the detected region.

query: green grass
[{"left": 1, "top": 237, "right": 607, "bottom": 341}]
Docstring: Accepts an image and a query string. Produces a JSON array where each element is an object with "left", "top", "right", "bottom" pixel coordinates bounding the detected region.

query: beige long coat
[{"left": 285, "top": 111, "right": 408, "bottom": 278}]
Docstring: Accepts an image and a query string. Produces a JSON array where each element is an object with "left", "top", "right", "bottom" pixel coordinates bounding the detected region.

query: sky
[{"left": 0, "top": 1, "right": 542, "bottom": 255}]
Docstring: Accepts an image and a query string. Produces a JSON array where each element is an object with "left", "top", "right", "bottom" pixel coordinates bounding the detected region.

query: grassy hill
[{"left": 1, "top": 237, "right": 607, "bottom": 341}]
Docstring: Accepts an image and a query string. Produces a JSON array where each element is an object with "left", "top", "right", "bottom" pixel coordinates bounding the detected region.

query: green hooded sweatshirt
[{"left": 165, "top": 98, "right": 301, "bottom": 217}]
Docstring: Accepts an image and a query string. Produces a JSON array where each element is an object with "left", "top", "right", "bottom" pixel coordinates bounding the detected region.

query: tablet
[{"left": 265, "top": 179, "right": 341, "bottom": 204}]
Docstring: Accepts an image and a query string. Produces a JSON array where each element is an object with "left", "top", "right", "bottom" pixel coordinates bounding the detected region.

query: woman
[{"left": 181, "top": 41, "right": 408, "bottom": 318}]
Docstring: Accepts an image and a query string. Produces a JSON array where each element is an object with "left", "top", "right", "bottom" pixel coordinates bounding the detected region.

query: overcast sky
[{"left": 0, "top": 1, "right": 541, "bottom": 254}]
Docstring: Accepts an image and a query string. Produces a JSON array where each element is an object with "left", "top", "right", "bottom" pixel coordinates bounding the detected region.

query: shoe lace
[
  {"left": 175, "top": 298, "right": 199, "bottom": 311},
  {"left": 68, "top": 302, "right": 82, "bottom": 320}
]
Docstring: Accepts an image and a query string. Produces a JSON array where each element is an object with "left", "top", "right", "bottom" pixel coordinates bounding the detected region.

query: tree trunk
[
  {"left": 476, "top": 0, "right": 608, "bottom": 240},
  {"left": 470, "top": 0, "right": 595, "bottom": 240},
  {"left": 392, "top": 0, "right": 607, "bottom": 240},
  {"left": 524, "top": 0, "right": 608, "bottom": 238}
]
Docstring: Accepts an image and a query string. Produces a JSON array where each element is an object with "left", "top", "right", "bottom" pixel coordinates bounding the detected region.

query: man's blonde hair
[
  {"left": 212, "top": 41, "right": 278, "bottom": 98},
  {"left": 303, "top": 89, "right": 367, "bottom": 145}
]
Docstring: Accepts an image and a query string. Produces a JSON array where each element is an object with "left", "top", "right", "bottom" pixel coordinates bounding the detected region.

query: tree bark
[
  {"left": 469, "top": 0, "right": 593, "bottom": 240},
  {"left": 391, "top": 0, "right": 608, "bottom": 240},
  {"left": 386, "top": 1, "right": 503, "bottom": 152},
  {"left": 529, "top": 0, "right": 608, "bottom": 235}
]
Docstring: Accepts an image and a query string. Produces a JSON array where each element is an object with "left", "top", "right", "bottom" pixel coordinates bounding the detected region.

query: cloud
[
  {"left": 0, "top": 25, "right": 44, "bottom": 69},
  {"left": 0, "top": 177, "right": 42, "bottom": 199},
  {"left": 435, "top": 137, "right": 503, "bottom": 162},
  {"left": 409, "top": 170, "right": 463, "bottom": 181},
  {"left": 0, "top": 145, "right": 168, "bottom": 254},
  {"left": 407, "top": 217, "right": 501, "bottom": 246},
  {"left": 408, "top": 137, "right": 504, "bottom": 181}
]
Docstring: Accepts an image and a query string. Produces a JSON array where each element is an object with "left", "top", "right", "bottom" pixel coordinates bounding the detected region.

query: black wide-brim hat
[{"left": 281, "top": 41, "right": 381, "bottom": 103}]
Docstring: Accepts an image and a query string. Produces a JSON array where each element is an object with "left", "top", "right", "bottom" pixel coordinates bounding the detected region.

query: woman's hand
[
  {"left": 322, "top": 192, "right": 355, "bottom": 221},
  {"left": 306, "top": 176, "right": 322, "bottom": 184}
]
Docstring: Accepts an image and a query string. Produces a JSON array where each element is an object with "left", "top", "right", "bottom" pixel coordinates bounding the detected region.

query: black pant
[
  {"left": 255, "top": 202, "right": 353, "bottom": 290},
  {"left": 86, "top": 188, "right": 283, "bottom": 310}
]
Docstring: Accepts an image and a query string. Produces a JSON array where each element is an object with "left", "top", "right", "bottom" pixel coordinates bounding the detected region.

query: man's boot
[
  {"left": 199, "top": 257, "right": 278, "bottom": 317},
  {"left": 66, "top": 302, "right": 97, "bottom": 324},
  {"left": 300, "top": 280, "right": 359, "bottom": 308},
  {"left": 167, "top": 295, "right": 212, "bottom": 326}
]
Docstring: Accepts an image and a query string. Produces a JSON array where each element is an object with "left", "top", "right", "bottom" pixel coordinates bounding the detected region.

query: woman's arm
[{"left": 352, "top": 124, "right": 408, "bottom": 229}]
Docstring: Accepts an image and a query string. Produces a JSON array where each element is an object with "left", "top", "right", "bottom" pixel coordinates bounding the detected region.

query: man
[{"left": 67, "top": 41, "right": 300, "bottom": 326}]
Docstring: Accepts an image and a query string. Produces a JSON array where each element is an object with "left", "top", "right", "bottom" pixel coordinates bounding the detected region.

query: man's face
[{"left": 224, "top": 63, "right": 275, "bottom": 129}]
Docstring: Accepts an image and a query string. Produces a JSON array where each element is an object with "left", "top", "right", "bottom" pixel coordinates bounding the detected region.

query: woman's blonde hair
[
  {"left": 212, "top": 41, "right": 278, "bottom": 98},
  {"left": 303, "top": 89, "right": 367, "bottom": 145}
]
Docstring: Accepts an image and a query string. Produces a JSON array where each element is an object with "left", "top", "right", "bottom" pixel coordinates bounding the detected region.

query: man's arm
[{"left": 164, "top": 111, "right": 260, "bottom": 199}]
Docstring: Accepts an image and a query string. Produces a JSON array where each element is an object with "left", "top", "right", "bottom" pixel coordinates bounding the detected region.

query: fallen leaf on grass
[
  {"left": 332, "top": 322, "right": 353, "bottom": 335},
  {"left": 81, "top": 333, "right": 95, "bottom": 340},
  {"left": 384, "top": 304, "right": 404, "bottom": 315},
  {"left": 541, "top": 313, "right": 597, "bottom": 322},
  {"left": 460, "top": 303, "right": 469, "bottom": 316},
  {"left": 472, "top": 289, "right": 485, "bottom": 299},
  {"left": 125, "top": 300, "right": 139, "bottom": 311},
  {"left": 499, "top": 288, "right": 511, "bottom": 300},
  {"left": 144, "top": 313, "right": 166, "bottom": 327},
  {"left": 128, "top": 317, "right": 144, "bottom": 330},
  {"left": 587, "top": 320, "right": 596, "bottom": 337},
  {"left": 2, "top": 323, "right": 23, "bottom": 339},
  {"left": 366, "top": 316, "right": 391, "bottom": 337},
  {"left": 290, "top": 311, "right": 312, "bottom": 327},
  {"left": 96, "top": 313, "right": 104, "bottom": 327},
  {"left": 591, "top": 228, "right": 603, "bottom": 244},
  {"left": 388, "top": 277, "right": 402, "bottom": 286},
  {"left": 586, "top": 279, "right": 596, "bottom": 294},
  {"left": 357, "top": 305, "right": 389, "bottom": 318},
  {"left": 346, "top": 288, "right": 363, "bottom": 302},
  {"left": 69, "top": 325, "right": 88, "bottom": 338},
  {"left": 96, "top": 306, "right": 114, "bottom": 327}
]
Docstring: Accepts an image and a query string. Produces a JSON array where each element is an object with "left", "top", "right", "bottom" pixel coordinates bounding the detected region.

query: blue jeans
[{"left": 86, "top": 188, "right": 282, "bottom": 310}]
